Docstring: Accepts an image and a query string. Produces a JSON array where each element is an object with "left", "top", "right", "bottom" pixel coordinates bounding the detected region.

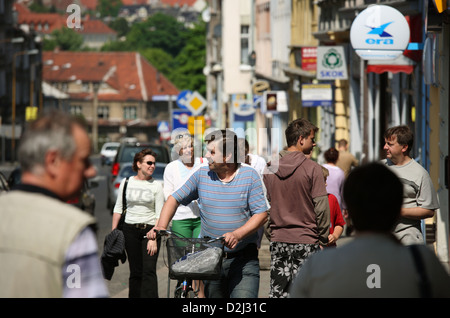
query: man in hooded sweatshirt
[{"left": 263, "top": 118, "right": 330, "bottom": 298}]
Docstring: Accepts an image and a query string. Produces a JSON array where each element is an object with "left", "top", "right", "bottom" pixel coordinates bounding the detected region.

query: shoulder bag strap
[
  {"left": 117, "top": 177, "right": 129, "bottom": 231},
  {"left": 409, "top": 245, "right": 432, "bottom": 298},
  {"left": 122, "top": 177, "right": 129, "bottom": 214}
]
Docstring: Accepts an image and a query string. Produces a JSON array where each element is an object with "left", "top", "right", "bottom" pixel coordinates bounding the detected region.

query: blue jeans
[{"left": 204, "top": 245, "right": 260, "bottom": 298}]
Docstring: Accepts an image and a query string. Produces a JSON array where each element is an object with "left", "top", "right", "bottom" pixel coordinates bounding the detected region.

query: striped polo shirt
[{"left": 172, "top": 164, "right": 269, "bottom": 252}]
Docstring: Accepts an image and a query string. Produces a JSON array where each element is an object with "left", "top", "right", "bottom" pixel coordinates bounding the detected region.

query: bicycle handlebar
[{"left": 151, "top": 229, "right": 224, "bottom": 243}]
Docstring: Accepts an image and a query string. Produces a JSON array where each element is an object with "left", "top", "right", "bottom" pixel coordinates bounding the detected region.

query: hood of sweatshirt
[{"left": 267, "top": 151, "right": 307, "bottom": 179}]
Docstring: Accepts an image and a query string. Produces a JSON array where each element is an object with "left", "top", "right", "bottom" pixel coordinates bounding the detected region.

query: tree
[
  {"left": 170, "top": 21, "right": 206, "bottom": 96},
  {"left": 100, "top": 14, "right": 207, "bottom": 94},
  {"left": 97, "top": 0, "right": 122, "bottom": 18},
  {"left": 43, "top": 27, "right": 83, "bottom": 51},
  {"left": 126, "top": 13, "right": 187, "bottom": 57},
  {"left": 140, "top": 48, "right": 175, "bottom": 77},
  {"left": 108, "top": 17, "right": 130, "bottom": 38}
]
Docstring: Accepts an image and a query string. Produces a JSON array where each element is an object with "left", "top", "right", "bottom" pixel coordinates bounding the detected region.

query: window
[
  {"left": 124, "top": 106, "right": 137, "bottom": 120},
  {"left": 98, "top": 106, "right": 109, "bottom": 119},
  {"left": 240, "top": 25, "right": 250, "bottom": 65},
  {"left": 70, "top": 105, "right": 82, "bottom": 115}
]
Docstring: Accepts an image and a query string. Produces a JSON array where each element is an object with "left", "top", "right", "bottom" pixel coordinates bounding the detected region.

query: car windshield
[
  {"left": 119, "top": 164, "right": 165, "bottom": 180},
  {"left": 121, "top": 145, "right": 169, "bottom": 163},
  {"left": 105, "top": 145, "right": 118, "bottom": 151},
  {"left": 119, "top": 165, "right": 136, "bottom": 178},
  {"left": 153, "top": 165, "right": 165, "bottom": 180}
]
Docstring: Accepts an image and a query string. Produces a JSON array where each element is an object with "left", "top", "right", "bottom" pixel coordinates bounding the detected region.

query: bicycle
[{"left": 156, "top": 229, "right": 225, "bottom": 298}]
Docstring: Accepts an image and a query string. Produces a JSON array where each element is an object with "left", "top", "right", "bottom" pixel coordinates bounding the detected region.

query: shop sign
[
  {"left": 317, "top": 46, "right": 348, "bottom": 80},
  {"left": 301, "top": 84, "right": 333, "bottom": 107},
  {"left": 350, "top": 5, "right": 410, "bottom": 60}
]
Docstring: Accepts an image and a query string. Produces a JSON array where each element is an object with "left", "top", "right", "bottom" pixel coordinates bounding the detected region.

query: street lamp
[
  {"left": 11, "top": 49, "right": 39, "bottom": 161},
  {"left": 91, "top": 66, "right": 116, "bottom": 154},
  {"left": 210, "top": 63, "right": 223, "bottom": 129},
  {"left": 92, "top": 81, "right": 100, "bottom": 154}
]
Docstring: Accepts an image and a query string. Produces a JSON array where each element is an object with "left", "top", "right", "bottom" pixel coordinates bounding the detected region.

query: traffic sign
[
  {"left": 176, "top": 90, "right": 192, "bottom": 109},
  {"left": 172, "top": 109, "right": 192, "bottom": 130},
  {"left": 185, "top": 91, "right": 207, "bottom": 116},
  {"left": 157, "top": 121, "right": 170, "bottom": 133},
  {"left": 188, "top": 116, "right": 205, "bottom": 135}
]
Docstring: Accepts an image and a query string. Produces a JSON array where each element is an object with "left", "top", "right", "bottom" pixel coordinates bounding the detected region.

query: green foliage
[
  {"left": 28, "top": 0, "right": 56, "bottom": 13},
  {"left": 43, "top": 27, "right": 84, "bottom": 51},
  {"left": 102, "top": 13, "right": 206, "bottom": 93},
  {"left": 139, "top": 48, "right": 175, "bottom": 76},
  {"left": 171, "top": 22, "right": 206, "bottom": 95},
  {"left": 126, "top": 13, "right": 187, "bottom": 57},
  {"left": 100, "top": 40, "right": 133, "bottom": 52},
  {"left": 97, "top": 0, "right": 123, "bottom": 18},
  {"left": 108, "top": 17, "right": 130, "bottom": 37}
]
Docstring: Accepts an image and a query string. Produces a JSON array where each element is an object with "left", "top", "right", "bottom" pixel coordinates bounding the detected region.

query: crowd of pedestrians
[{"left": 1, "top": 110, "right": 449, "bottom": 299}]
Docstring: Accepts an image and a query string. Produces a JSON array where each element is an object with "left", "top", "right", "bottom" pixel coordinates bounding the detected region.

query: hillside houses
[
  {"left": 14, "top": 2, "right": 117, "bottom": 49},
  {"left": 43, "top": 51, "right": 179, "bottom": 144}
]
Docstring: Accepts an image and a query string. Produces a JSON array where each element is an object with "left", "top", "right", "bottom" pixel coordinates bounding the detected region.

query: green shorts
[{"left": 171, "top": 217, "right": 201, "bottom": 238}]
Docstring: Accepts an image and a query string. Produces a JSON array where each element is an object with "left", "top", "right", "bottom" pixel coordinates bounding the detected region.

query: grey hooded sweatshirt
[{"left": 263, "top": 151, "right": 330, "bottom": 246}]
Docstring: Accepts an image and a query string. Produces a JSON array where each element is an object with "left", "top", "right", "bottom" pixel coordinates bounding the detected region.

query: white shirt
[
  {"left": 113, "top": 176, "right": 164, "bottom": 225},
  {"left": 163, "top": 158, "right": 206, "bottom": 220},
  {"left": 248, "top": 153, "right": 267, "bottom": 176}
]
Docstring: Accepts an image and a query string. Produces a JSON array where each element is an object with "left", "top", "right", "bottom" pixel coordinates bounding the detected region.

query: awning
[
  {"left": 42, "top": 81, "right": 69, "bottom": 99},
  {"left": 366, "top": 54, "right": 416, "bottom": 74}
]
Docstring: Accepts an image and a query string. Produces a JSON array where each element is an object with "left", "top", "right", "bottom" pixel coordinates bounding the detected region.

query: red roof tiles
[
  {"left": 43, "top": 51, "right": 179, "bottom": 102},
  {"left": 15, "top": 3, "right": 116, "bottom": 35}
]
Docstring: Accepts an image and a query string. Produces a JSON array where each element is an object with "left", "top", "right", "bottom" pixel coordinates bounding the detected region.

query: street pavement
[{"left": 109, "top": 234, "right": 273, "bottom": 298}]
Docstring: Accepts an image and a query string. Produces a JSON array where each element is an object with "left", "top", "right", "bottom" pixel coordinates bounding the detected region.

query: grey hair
[{"left": 18, "top": 110, "right": 81, "bottom": 173}]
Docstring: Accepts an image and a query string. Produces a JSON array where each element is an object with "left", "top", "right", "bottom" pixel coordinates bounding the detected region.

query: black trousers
[{"left": 122, "top": 223, "right": 161, "bottom": 298}]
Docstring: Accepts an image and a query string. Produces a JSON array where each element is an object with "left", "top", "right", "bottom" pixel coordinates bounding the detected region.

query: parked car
[
  {"left": 6, "top": 167, "right": 98, "bottom": 215},
  {"left": 0, "top": 172, "right": 10, "bottom": 193},
  {"left": 107, "top": 162, "right": 166, "bottom": 211},
  {"left": 100, "top": 142, "right": 120, "bottom": 166},
  {"left": 110, "top": 141, "right": 170, "bottom": 181}
]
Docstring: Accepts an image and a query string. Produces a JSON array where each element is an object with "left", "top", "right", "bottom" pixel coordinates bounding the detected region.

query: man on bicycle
[{"left": 148, "top": 129, "right": 269, "bottom": 298}]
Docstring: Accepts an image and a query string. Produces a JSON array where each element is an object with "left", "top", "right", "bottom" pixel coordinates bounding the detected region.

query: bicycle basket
[{"left": 166, "top": 237, "right": 224, "bottom": 280}]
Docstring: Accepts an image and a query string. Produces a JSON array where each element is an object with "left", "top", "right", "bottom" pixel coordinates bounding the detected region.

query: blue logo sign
[
  {"left": 367, "top": 22, "right": 393, "bottom": 37},
  {"left": 365, "top": 22, "right": 394, "bottom": 45}
]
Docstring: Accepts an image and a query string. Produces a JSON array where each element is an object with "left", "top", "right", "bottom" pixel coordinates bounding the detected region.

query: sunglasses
[{"left": 145, "top": 161, "right": 156, "bottom": 166}]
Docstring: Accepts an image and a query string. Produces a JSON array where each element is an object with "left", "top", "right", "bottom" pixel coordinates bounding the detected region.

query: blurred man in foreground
[{"left": 0, "top": 110, "right": 108, "bottom": 297}]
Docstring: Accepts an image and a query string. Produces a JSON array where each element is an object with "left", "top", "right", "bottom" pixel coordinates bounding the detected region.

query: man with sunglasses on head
[{"left": 149, "top": 129, "right": 269, "bottom": 298}]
